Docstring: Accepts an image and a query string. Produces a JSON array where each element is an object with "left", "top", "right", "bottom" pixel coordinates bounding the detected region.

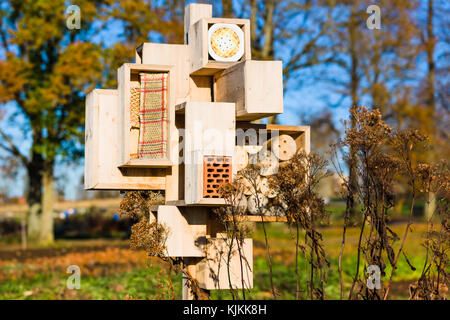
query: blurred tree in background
[
  {"left": 0, "top": 0, "right": 448, "bottom": 245},
  {"left": 223, "top": 0, "right": 335, "bottom": 124},
  {"left": 318, "top": 0, "right": 422, "bottom": 219},
  {"left": 0, "top": 0, "right": 183, "bottom": 245},
  {"left": 0, "top": 0, "right": 104, "bottom": 244}
]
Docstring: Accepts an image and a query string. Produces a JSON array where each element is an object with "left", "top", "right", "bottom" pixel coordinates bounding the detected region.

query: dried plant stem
[
  {"left": 260, "top": 215, "right": 277, "bottom": 299},
  {"left": 435, "top": 223, "right": 444, "bottom": 294},
  {"left": 339, "top": 194, "right": 351, "bottom": 300},
  {"left": 384, "top": 181, "right": 415, "bottom": 300},
  {"left": 182, "top": 260, "right": 210, "bottom": 300},
  {"left": 271, "top": 152, "right": 329, "bottom": 300},
  {"left": 295, "top": 222, "right": 301, "bottom": 300},
  {"left": 226, "top": 229, "right": 238, "bottom": 300},
  {"left": 348, "top": 212, "right": 368, "bottom": 299},
  {"left": 217, "top": 183, "right": 252, "bottom": 301},
  {"left": 309, "top": 243, "right": 314, "bottom": 299},
  {"left": 422, "top": 190, "right": 432, "bottom": 277},
  {"left": 167, "top": 259, "right": 175, "bottom": 300},
  {"left": 235, "top": 234, "right": 247, "bottom": 300},
  {"left": 230, "top": 209, "right": 247, "bottom": 300},
  {"left": 247, "top": 173, "right": 277, "bottom": 300}
]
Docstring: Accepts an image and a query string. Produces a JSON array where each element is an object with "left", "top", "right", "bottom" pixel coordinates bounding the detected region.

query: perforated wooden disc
[
  {"left": 258, "top": 177, "right": 278, "bottom": 198},
  {"left": 236, "top": 194, "right": 248, "bottom": 211},
  {"left": 247, "top": 194, "right": 269, "bottom": 215},
  {"left": 258, "top": 150, "right": 279, "bottom": 176},
  {"left": 208, "top": 23, "right": 244, "bottom": 62},
  {"left": 271, "top": 134, "right": 297, "bottom": 161},
  {"left": 238, "top": 177, "right": 254, "bottom": 196}
]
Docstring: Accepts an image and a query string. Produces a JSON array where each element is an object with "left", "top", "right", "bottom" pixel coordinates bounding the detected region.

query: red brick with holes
[{"left": 202, "top": 155, "right": 232, "bottom": 198}]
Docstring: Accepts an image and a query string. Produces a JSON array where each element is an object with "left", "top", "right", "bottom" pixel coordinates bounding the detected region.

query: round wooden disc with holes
[
  {"left": 234, "top": 146, "right": 249, "bottom": 172},
  {"left": 278, "top": 197, "right": 288, "bottom": 210},
  {"left": 259, "top": 150, "right": 279, "bottom": 176},
  {"left": 247, "top": 193, "right": 269, "bottom": 214},
  {"left": 258, "top": 177, "right": 278, "bottom": 198},
  {"left": 236, "top": 194, "right": 248, "bottom": 211},
  {"left": 237, "top": 176, "right": 254, "bottom": 196},
  {"left": 208, "top": 23, "right": 244, "bottom": 62},
  {"left": 270, "top": 134, "right": 297, "bottom": 161}
]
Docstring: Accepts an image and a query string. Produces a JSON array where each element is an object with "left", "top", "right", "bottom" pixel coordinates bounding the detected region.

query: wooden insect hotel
[{"left": 85, "top": 3, "right": 310, "bottom": 299}]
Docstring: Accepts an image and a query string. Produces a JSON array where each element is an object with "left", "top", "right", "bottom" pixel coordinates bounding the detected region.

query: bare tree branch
[{"left": 0, "top": 127, "right": 28, "bottom": 166}]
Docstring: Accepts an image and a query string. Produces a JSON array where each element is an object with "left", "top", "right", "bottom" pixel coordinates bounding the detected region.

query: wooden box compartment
[
  {"left": 135, "top": 43, "right": 190, "bottom": 106},
  {"left": 232, "top": 123, "right": 311, "bottom": 217},
  {"left": 133, "top": 44, "right": 192, "bottom": 202},
  {"left": 84, "top": 89, "right": 166, "bottom": 190},
  {"left": 214, "top": 60, "right": 284, "bottom": 121},
  {"left": 175, "top": 101, "right": 235, "bottom": 206},
  {"left": 188, "top": 17, "right": 251, "bottom": 76},
  {"left": 117, "top": 63, "right": 175, "bottom": 168},
  {"left": 197, "top": 237, "right": 253, "bottom": 290},
  {"left": 157, "top": 205, "right": 207, "bottom": 257},
  {"left": 236, "top": 123, "right": 310, "bottom": 154},
  {"left": 234, "top": 122, "right": 310, "bottom": 175}
]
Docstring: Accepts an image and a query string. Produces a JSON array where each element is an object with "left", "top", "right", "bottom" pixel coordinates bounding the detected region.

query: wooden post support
[
  {"left": 182, "top": 257, "right": 197, "bottom": 300},
  {"left": 182, "top": 257, "right": 211, "bottom": 300}
]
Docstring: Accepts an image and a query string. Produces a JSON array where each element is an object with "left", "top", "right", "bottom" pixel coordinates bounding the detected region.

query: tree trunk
[
  {"left": 261, "top": 0, "right": 274, "bottom": 60},
  {"left": 26, "top": 151, "right": 44, "bottom": 242},
  {"left": 40, "top": 163, "right": 55, "bottom": 245},
  {"left": 425, "top": 0, "right": 435, "bottom": 118},
  {"left": 250, "top": 0, "right": 257, "bottom": 52},
  {"left": 222, "top": 0, "right": 234, "bottom": 17},
  {"left": 27, "top": 203, "right": 41, "bottom": 244},
  {"left": 424, "top": 0, "right": 436, "bottom": 219},
  {"left": 347, "top": 8, "right": 359, "bottom": 222},
  {"left": 258, "top": 0, "right": 277, "bottom": 124}
]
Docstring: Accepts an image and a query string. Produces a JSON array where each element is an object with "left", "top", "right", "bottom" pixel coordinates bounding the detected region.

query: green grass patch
[{"left": 0, "top": 265, "right": 182, "bottom": 300}]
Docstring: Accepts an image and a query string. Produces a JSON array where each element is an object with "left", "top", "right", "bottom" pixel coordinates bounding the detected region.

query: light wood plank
[
  {"left": 157, "top": 205, "right": 207, "bottom": 257},
  {"left": 189, "top": 75, "right": 213, "bottom": 102},
  {"left": 197, "top": 238, "right": 253, "bottom": 290},
  {"left": 228, "top": 215, "right": 288, "bottom": 222},
  {"left": 84, "top": 89, "right": 168, "bottom": 190},
  {"left": 137, "top": 43, "right": 192, "bottom": 201},
  {"left": 214, "top": 60, "right": 283, "bottom": 121},
  {"left": 188, "top": 18, "right": 251, "bottom": 75},
  {"left": 117, "top": 63, "right": 175, "bottom": 168},
  {"left": 183, "top": 102, "right": 236, "bottom": 205},
  {"left": 184, "top": 3, "right": 212, "bottom": 45},
  {"left": 165, "top": 199, "right": 227, "bottom": 207}
]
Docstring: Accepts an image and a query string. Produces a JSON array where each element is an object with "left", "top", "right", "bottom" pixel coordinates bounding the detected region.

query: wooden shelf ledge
[
  {"left": 227, "top": 215, "right": 287, "bottom": 222},
  {"left": 118, "top": 159, "right": 172, "bottom": 168},
  {"left": 165, "top": 199, "right": 227, "bottom": 206}
]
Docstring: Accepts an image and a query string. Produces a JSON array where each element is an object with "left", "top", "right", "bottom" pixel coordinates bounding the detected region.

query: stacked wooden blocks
[{"left": 84, "top": 3, "right": 310, "bottom": 294}]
